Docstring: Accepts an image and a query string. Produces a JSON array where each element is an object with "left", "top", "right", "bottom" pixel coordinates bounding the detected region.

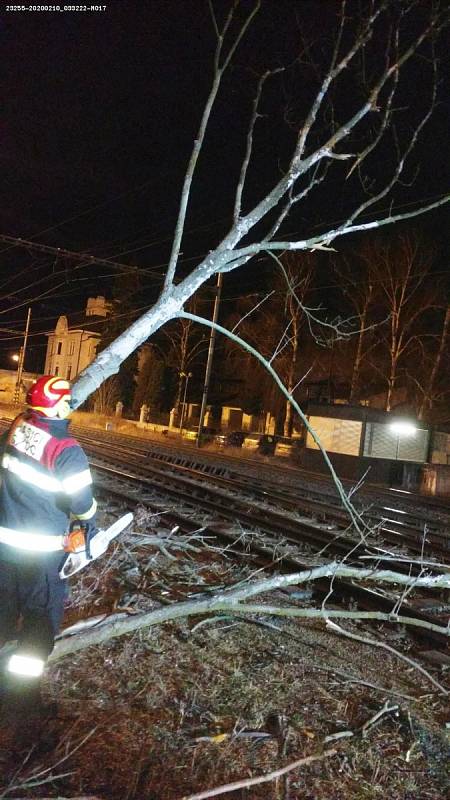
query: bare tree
[
  {"left": 415, "top": 301, "right": 450, "bottom": 419},
  {"left": 162, "top": 298, "right": 208, "bottom": 418},
  {"left": 221, "top": 257, "right": 315, "bottom": 432},
  {"left": 277, "top": 255, "right": 315, "bottom": 436},
  {"left": 90, "top": 375, "right": 120, "bottom": 416},
  {"left": 334, "top": 247, "right": 378, "bottom": 403},
  {"left": 71, "top": 2, "right": 450, "bottom": 424},
  {"left": 366, "top": 234, "right": 439, "bottom": 411}
]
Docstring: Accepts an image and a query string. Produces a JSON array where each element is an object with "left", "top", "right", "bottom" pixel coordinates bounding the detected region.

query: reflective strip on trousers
[{"left": 0, "top": 525, "right": 63, "bottom": 552}]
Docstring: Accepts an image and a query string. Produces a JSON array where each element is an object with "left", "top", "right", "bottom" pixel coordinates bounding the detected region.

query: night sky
[{"left": 1, "top": 0, "right": 449, "bottom": 371}]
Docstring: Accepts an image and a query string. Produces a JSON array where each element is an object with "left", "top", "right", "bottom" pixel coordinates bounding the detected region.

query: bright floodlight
[
  {"left": 7, "top": 653, "right": 45, "bottom": 678},
  {"left": 390, "top": 420, "right": 417, "bottom": 437},
  {"left": 11, "top": 354, "right": 19, "bottom": 362}
]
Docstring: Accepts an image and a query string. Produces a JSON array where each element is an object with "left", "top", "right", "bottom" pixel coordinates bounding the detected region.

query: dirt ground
[{"left": 0, "top": 506, "right": 449, "bottom": 800}]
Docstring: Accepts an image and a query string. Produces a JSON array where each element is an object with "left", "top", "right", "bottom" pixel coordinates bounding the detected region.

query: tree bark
[
  {"left": 349, "top": 286, "right": 372, "bottom": 404},
  {"left": 418, "top": 303, "right": 450, "bottom": 419},
  {"left": 52, "top": 562, "right": 450, "bottom": 662}
]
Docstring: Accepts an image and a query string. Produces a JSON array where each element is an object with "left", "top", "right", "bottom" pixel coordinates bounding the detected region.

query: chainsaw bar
[{"left": 60, "top": 512, "right": 133, "bottom": 579}]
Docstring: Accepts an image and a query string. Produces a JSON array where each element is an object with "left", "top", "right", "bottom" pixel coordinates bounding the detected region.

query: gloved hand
[
  {"left": 81, "top": 518, "right": 98, "bottom": 560},
  {"left": 65, "top": 518, "right": 97, "bottom": 559}
]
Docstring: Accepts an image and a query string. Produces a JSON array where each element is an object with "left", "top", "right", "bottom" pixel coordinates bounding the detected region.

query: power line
[
  {"left": 0, "top": 235, "right": 155, "bottom": 276},
  {"left": 0, "top": 177, "right": 158, "bottom": 255}
]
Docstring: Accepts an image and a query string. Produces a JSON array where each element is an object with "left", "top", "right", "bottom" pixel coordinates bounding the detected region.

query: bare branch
[
  {"left": 230, "top": 289, "right": 275, "bottom": 333},
  {"left": 326, "top": 620, "right": 448, "bottom": 694},
  {"left": 163, "top": 2, "right": 260, "bottom": 290},
  {"left": 232, "top": 193, "right": 450, "bottom": 258},
  {"left": 52, "top": 558, "right": 450, "bottom": 661},
  {"left": 180, "top": 748, "right": 338, "bottom": 800},
  {"left": 178, "top": 309, "right": 367, "bottom": 531},
  {"left": 234, "top": 69, "right": 283, "bottom": 222}
]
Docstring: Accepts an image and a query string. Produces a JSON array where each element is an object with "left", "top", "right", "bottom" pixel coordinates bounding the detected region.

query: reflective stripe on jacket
[
  {"left": 1, "top": 453, "right": 93, "bottom": 495},
  {"left": 0, "top": 525, "right": 63, "bottom": 552}
]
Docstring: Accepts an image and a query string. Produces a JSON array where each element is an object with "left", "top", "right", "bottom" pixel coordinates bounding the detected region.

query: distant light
[
  {"left": 7, "top": 653, "right": 45, "bottom": 677},
  {"left": 390, "top": 421, "right": 417, "bottom": 437},
  {"left": 11, "top": 354, "right": 19, "bottom": 362}
]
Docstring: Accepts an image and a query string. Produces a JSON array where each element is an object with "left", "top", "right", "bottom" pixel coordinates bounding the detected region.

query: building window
[
  {"left": 66, "top": 365, "right": 72, "bottom": 380},
  {"left": 55, "top": 365, "right": 60, "bottom": 375},
  {"left": 57, "top": 341, "right": 62, "bottom": 355},
  {"left": 306, "top": 416, "right": 362, "bottom": 456},
  {"left": 69, "top": 341, "right": 75, "bottom": 356},
  {"left": 363, "top": 422, "right": 428, "bottom": 462}
]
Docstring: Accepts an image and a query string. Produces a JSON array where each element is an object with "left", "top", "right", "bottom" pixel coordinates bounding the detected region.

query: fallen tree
[
  {"left": 60, "top": 2, "right": 450, "bottom": 680},
  {"left": 71, "top": 1, "right": 450, "bottom": 410},
  {"left": 53, "top": 561, "right": 450, "bottom": 694}
]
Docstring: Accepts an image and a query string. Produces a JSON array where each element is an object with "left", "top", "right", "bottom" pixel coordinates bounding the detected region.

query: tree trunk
[
  {"left": 349, "top": 288, "right": 372, "bottom": 404},
  {"left": 283, "top": 317, "right": 299, "bottom": 437},
  {"left": 385, "top": 311, "right": 401, "bottom": 412},
  {"left": 385, "top": 365, "right": 396, "bottom": 412},
  {"left": 418, "top": 303, "right": 450, "bottom": 419}
]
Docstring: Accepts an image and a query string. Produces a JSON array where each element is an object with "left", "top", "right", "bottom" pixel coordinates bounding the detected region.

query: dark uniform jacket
[{"left": 0, "top": 411, "right": 96, "bottom": 563}]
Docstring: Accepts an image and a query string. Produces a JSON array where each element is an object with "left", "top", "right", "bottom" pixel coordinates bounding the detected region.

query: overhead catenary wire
[
  {"left": 0, "top": 176, "right": 161, "bottom": 256},
  {"left": 1, "top": 187, "right": 448, "bottom": 324},
  {"left": 0, "top": 235, "right": 152, "bottom": 276},
  {"left": 0, "top": 234, "right": 223, "bottom": 279}
]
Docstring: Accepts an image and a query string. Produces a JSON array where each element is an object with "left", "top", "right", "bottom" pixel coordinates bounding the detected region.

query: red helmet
[{"left": 26, "top": 375, "right": 72, "bottom": 416}]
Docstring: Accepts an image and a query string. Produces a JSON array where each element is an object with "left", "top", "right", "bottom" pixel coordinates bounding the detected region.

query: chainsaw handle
[{"left": 63, "top": 526, "right": 86, "bottom": 554}]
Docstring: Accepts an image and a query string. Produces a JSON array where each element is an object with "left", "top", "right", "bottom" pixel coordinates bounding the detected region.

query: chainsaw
[{"left": 59, "top": 512, "right": 133, "bottom": 579}]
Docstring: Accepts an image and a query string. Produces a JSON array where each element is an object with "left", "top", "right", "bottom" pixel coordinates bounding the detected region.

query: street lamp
[
  {"left": 12, "top": 349, "right": 23, "bottom": 405},
  {"left": 179, "top": 371, "right": 192, "bottom": 435},
  {"left": 13, "top": 308, "right": 32, "bottom": 405},
  {"left": 390, "top": 419, "right": 416, "bottom": 459},
  {"left": 390, "top": 421, "right": 417, "bottom": 437}
]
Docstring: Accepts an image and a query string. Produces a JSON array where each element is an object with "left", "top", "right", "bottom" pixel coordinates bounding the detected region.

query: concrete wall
[
  {"left": 0, "top": 369, "right": 39, "bottom": 403},
  {"left": 420, "top": 464, "right": 450, "bottom": 497},
  {"left": 306, "top": 416, "right": 362, "bottom": 456},
  {"left": 294, "top": 446, "right": 412, "bottom": 487}
]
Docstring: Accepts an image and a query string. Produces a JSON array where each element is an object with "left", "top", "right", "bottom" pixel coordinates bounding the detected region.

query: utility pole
[
  {"left": 13, "top": 307, "right": 32, "bottom": 405},
  {"left": 179, "top": 371, "right": 192, "bottom": 436},
  {"left": 196, "top": 273, "right": 223, "bottom": 447}
]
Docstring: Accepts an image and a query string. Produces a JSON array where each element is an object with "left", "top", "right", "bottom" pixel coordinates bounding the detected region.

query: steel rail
[
  {"left": 92, "top": 464, "right": 450, "bottom": 647},
  {"left": 78, "top": 435, "right": 450, "bottom": 561}
]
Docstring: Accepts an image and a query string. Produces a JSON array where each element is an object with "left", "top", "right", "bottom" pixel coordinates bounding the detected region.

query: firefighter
[{"left": 0, "top": 375, "right": 97, "bottom": 711}]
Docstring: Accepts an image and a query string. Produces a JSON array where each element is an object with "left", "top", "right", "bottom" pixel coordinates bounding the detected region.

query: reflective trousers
[{"left": 0, "top": 557, "right": 67, "bottom": 658}]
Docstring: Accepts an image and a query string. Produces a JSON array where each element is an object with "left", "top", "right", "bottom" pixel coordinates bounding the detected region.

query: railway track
[
  {"left": 1, "top": 419, "right": 449, "bottom": 645},
  {"left": 62, "top": 425, "right": 449, "bottom": 646},
  {"left": 72, "top": 423, "right": 450, "bottom": 508},
  {"left": 72, "top": 427, "right": 450, "bottom": 563},
  {"left": 73, "top": 423, "right": 450, "bottom": 508},
  {"left": 91, "top": 462, "right": 450, "bottom": 648}
]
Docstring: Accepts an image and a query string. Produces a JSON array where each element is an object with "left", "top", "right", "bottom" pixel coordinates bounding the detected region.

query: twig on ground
[
  {"left": 180, "top": 748, "right": 338, "bottom": 800},
  {"left": 181, "top": 698, "right": 407, "bottom": 800},
  {"left": 310, "top": 663, "right": 416, "bottom": 701},
  {"left": 360, "top": 700, "right": 399, "bottom": 737},
  {"left": 326, "top": 620, "right": 448, "bottom": 695},
  {"left": 0, "top": 728, "right": 97, "bottom": 798},
  {"left": 322, "top": 700, "right": 399, "bottom": 743}
]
